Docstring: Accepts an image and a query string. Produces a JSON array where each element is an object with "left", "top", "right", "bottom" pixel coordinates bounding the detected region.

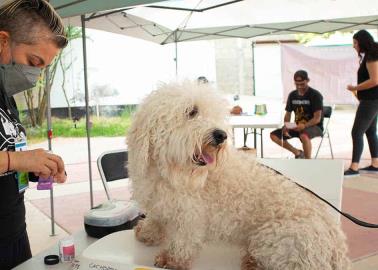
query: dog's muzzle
[
  {"left": 212, "top": 129, "right": 227, "bottom": 146},
  {"left": 193, "top": 129, "right": 227, "bottom": 166}
]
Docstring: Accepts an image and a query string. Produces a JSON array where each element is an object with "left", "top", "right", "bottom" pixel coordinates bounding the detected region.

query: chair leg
[
  {"left": 328, "top": 132, "right": 334, "bottom": 159},
  {"left": 315, "top": 136, "right": 324, "bottom": 158}
]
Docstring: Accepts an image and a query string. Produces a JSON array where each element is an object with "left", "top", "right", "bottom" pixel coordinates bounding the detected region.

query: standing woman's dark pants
[{"left": 351, "top": 99, "right": 378, "bottom": 163}]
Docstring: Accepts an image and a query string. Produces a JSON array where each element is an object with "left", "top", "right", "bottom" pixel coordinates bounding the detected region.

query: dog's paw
[
  {"left": 154, "top": 250, "right": 192, "bottom": 270},
  {"left": 134, "top": 221, "right": 164, "bottom": 246},
  {"left": 241, "top": 254, "right": 261, "bottom": 270}
]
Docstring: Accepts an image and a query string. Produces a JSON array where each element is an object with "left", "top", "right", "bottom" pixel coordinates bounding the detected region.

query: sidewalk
[{"left": 25, "top": 107, "right": 378, "bottom": 269}]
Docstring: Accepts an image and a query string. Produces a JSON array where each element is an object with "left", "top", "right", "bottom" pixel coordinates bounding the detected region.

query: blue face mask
[{"left": 0, "top": 62, "right": 41, "bottom": 97}]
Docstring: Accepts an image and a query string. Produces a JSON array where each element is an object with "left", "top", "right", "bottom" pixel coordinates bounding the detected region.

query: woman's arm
[
  {"left": 347, "top": 60, "right": 378, "bottom": 91},
  {"left": 0, "top": 151, "right": 9, "bottom": 174},
  {"left": 0, "top": 149, "right": 66, "bottom": 182}
]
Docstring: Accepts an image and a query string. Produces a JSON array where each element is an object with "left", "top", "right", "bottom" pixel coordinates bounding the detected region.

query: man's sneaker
[
  {"left": 344, "top": 168, "right": 360, "bottom": 178},
  {"left": 360, "top": 165, "right": 378, "bottom": 174},
  {"left": 295, "top": 150, "right": 305, "bottom": 159}
]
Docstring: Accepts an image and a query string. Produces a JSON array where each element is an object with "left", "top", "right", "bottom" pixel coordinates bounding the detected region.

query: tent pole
[
  {"left": 251, "top": 41, "right": 256, "bottom": 96},
  {"left": 175, "top": 41, "right": 178, "bottom": 76},
  {"left": 45, "top": 67, "right": 56, "bottom": 236},
  {"left": 81, "top": 15, "right": 94, "bottom": 209},
  {"left": 174, "top": 30, "right": 178, "bottom": 76}
]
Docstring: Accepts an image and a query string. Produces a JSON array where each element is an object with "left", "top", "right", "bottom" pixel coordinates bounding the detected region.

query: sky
[{"left": 50, "top": 28, "right": 216, "bottom": 108}]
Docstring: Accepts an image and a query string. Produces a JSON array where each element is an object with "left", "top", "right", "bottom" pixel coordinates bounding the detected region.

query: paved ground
[{"left": 24, "top": 107, "right": 378, "bottom": 269}]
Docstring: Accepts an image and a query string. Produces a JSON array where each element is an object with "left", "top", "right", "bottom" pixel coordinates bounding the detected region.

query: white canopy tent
[{"left": 64, "top": 0, "right": 378, "bottom": 45}]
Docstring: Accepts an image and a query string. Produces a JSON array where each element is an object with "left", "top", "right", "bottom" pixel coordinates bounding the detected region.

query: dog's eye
[{"left": 187, "top": 105, "right": 198, "bottom": 119}]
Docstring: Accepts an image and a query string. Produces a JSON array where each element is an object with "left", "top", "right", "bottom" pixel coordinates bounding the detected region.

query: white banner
[{"left": 281, "top": 44, "right": 359, "bottom": 105}]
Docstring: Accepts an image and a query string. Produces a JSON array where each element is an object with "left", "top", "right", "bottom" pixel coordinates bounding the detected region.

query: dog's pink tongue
[{"left": 202, "top": 153, "right": 214, "bottom": 164}]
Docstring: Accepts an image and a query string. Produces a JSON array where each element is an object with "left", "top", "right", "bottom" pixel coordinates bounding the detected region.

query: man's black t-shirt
[
  {"left": 285, "top": 87, "right": 324, "bottom": 130},
  {"left": 0, "top": 87, "right": 27, "bottom": 245}
]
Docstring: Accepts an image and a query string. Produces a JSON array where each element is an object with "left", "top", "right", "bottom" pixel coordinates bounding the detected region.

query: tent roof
[
  {"left": 51, "top": 0, "right": 167, "bottom": 18},
  {"left": 69, "top": 12, "right": 378, "bottom": 45},
  {"left": 164, "top": 15, "right": 378, "bottom": 44},
  {"left": 0, "top": 0, "right": 165, "bottom": 18},
  {"left": 61, "top": 0, "right": 378, "bottom": 44}
]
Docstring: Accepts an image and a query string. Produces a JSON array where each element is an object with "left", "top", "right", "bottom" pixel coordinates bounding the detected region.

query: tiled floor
[{"left": 25, "top": 107, "right": 378, "bottom": 269}]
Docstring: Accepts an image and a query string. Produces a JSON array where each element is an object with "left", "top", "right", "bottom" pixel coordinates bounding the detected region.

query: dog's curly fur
[{"left": 127, "top": 82, "right": 350, "bottom": 270}]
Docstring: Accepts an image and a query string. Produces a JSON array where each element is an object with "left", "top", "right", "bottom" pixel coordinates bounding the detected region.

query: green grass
[{"left": 25, "top": 115, "right": 132, "bottom": 143}]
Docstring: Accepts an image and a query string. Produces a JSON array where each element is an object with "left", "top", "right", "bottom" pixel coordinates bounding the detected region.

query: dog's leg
[
  {"left": 246, "top": 220, "right": 348, "bottom": 270},
  {"left": 134, "top": 217, "right": 165, "bottom": 246},
  {"left": 154, "top": 204, "right": 206, "bottom": 270},
  {"left": 241, "top": 253, "right": 262, "bottom": 270}
]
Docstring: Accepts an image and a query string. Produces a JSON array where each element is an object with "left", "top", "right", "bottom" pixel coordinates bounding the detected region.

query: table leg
[
  {"left": 253, "top": 128, "right": 257, "bottom": 149},
  {"left": 232, "top": 128, "right": 235, "bottom": 146},
  {"left": 260, "top": 128, "right": 264, "bottom": 158},
  {"left": 243, "top": 128, "right": 248, "bottom": 147}
]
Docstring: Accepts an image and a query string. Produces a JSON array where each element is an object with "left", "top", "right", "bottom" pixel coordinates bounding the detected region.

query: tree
[
  {"left": 59, "top": 26, "right": 82, "bottom": 120},
  {"left": 23, "top": 26, "right": 83, "bottom": 127},
  {"left": 295, "top": 31, "right": 351, "bottom": 44}
]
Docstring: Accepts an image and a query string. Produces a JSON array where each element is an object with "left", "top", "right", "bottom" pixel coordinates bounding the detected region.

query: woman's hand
[
  {"left": 10, "top": 149, "right": 66, "bottom": 183},
  {"left": 347, "top": 84, "right": 356, "bottom": 91}
]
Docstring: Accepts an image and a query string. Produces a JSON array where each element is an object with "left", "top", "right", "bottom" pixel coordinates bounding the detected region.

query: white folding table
[{"left": 226, "top": 95, "right": 283, "bottom": 157}]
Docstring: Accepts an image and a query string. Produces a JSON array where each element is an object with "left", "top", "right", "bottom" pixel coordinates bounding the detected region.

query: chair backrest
[
  {"left": 321, "top": 105, "right": 334, "bottom": 137},
  {"left": 97, "top": 149, "right": 128, "bottom": 182},
  {"left": 97, "top": 149, "right": 128, "bottom": 200},
  {"left": 323, "top": 106, "right": 333, "bottom": 118}
]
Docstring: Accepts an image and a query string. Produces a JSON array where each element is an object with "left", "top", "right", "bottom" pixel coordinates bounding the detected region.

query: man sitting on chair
[{"left": 270, "top": 70, "right": 323, "bottom": 159}]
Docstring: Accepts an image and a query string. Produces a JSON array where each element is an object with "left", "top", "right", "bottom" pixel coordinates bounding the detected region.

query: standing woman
[
  {"left": 0, "top": 0, "right": 67, "bottom": 268},
  {"left": 345, "top": 30, "right": 378, "bottom": 177}
]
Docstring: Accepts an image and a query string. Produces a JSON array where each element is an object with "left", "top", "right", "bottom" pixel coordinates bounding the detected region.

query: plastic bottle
[{"left": 59, "top": 235, "right": 75, "bottom": 262}]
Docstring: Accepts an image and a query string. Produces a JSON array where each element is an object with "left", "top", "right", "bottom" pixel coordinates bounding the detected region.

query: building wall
[{"left": 214, "top": 39, "right": 253, "bottom": 96}]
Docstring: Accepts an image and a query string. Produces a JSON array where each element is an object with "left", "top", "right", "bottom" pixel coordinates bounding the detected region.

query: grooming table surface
[{"left": 74, "top": 230, "right": 241, "bottom": 270}]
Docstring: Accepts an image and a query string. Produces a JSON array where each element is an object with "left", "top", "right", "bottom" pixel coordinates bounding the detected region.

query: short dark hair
[
  {"left": 197, "top": 76, "right": 208, "bottom": 84},
  {"left": 294, "top": 70, "right": 309, "bottom": 81},
  {"left": 0, "top": 0, "right": 68, "bottom": 48}
]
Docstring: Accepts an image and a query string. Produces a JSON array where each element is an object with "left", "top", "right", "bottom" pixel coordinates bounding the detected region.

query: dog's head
[{"left": 128, "top": 81, "right": 230, "bottom": 184}]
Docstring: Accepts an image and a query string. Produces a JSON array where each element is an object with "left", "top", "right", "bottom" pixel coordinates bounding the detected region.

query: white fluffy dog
[{"left": 127, "top": 82, "right": 350, "bottom": 270}]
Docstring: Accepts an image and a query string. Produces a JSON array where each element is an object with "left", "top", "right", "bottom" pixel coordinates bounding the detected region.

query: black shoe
[
  {"left": 344, "top": 168, "right": 360, "bottom": 178},
  {"left": 360, "top": 165, "right": 378, "bottom": 174},
  {"left": 295, "top": 150, "right": 305, "bottom": 159}
]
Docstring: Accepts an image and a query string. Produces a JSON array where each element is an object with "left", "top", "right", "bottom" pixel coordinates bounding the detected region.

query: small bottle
[{"left": 59, "top": 236, "right": 75, "bottom": 262}]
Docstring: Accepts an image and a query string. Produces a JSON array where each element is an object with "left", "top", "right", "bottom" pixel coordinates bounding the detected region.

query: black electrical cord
[
  {"left": 295, "top": 182, "right": 378, "bottom": 228},
  {"left": 265, "top": 164, "right": 378, "bottom": 228}
]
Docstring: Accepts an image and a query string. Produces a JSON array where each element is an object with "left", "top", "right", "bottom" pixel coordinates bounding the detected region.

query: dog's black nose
[{"left": 212, "top": 129, "right": 227, "bottom": 145}]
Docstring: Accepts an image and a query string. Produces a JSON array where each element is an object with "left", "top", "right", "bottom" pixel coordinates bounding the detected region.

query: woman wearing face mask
[
  {"left": 0, "top": 1, "right": 67, "bottom": 268},
  {"left": 344, "top": 29, "right": 378, "bottom": 177}
]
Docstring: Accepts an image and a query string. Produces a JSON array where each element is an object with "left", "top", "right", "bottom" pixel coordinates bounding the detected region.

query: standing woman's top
[{"left": 357, "top": 55, "right": 378, "bottom": 100}]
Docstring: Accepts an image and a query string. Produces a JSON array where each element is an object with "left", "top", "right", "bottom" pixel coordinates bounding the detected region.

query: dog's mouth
[
  {"left": 192, "top": 129, "right": 227, "bottom": 166},
  {"left": 193, "top": 151, "right": 215, "bottom": 166}
]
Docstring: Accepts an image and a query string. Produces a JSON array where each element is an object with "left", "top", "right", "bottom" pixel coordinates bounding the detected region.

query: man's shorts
[{"left": 271, "top": 125, "right": 323, "bottom": 140}]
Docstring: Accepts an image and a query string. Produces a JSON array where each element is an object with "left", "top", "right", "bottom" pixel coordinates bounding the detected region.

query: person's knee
[
  {"left": 351, "top": 128, "right": 364, "bottom": 140},
  {"left": 299, "top": 132, "right": 310, "bottom": 142},
  {"left": 270, "top": 132, "right": 278, "bottom": 141},
  {"left": 366, "top": 128, "right": 377, "bottom": 138}
]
